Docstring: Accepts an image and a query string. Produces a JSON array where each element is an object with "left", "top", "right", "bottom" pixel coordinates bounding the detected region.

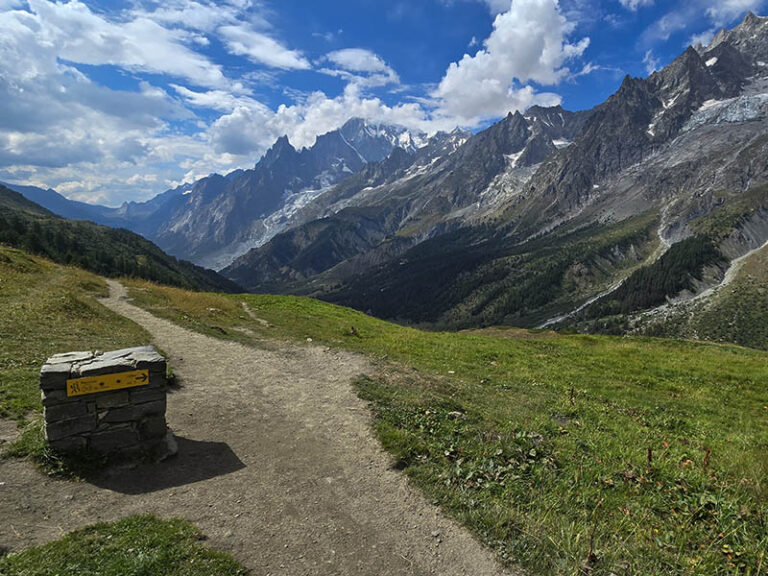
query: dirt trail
[{"left": 0, "top": 280, "right": 518, "bottom": 576}]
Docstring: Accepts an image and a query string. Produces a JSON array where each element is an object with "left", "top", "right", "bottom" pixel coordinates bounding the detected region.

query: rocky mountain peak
[
  {"left": 616, "top": 74, "right": 646, "bottom": 98},
  {"left": 339, "top": 117, "right": 368, "bottom": 134},
  {"left": 337, "top": 117, "right": 426, "bottom": 161},
  {"left": 705, "top": 11, "right": 768, "bottom": 64},
  {"left": 494, "top": 110, "right": 530, "bottom": 153},
  {"left": 261, "top": 135, "right": 297, "bottom": 168},
  {"left": 524, "top": 104, "right": 589, "bottom": 141},
  {"left": 651, "top": 44, "right": 719, "bottom": 102},
  {"left": 743, "top": 11, "right": 761, "bottom": 26}
]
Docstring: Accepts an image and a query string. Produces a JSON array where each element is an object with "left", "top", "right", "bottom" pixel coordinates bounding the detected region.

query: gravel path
[{"left": 0, "top": 280, "right": 518, "bottom": 576}]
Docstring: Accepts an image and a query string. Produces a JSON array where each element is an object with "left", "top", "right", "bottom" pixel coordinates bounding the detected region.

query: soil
[{"left": 0, "top": 280, "right": 519, "bottom": 576}]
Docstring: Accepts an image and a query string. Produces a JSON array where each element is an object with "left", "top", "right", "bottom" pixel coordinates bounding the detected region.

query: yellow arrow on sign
[{"left": 66, "top": 369, "right": 150, "bottom": 397}]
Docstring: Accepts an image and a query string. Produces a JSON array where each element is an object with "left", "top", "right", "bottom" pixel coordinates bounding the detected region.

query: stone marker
[{"left": 40, "top": 346, "right": 177, "bottom": 459}]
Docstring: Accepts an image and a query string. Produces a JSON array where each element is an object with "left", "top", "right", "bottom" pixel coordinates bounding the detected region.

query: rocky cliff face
[
  {"left": 150, "top": 120, "right": 426, "bottom": 269},
  {"left": 222, "top": 106, "right": 591, "bottom": 290},
  {"left": 513, "top": 14, "right": 767, "bottom": 233}
]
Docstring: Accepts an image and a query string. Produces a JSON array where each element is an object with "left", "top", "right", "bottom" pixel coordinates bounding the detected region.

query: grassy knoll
[
  {"left": 127, "top": 279, "right": 768, "bottom": 576},
  {"left": 0, "top": 515, "right": 246, "bottom": 576},
  {"left": 0, "top": 246, "right": 150, "bottom": 470}
]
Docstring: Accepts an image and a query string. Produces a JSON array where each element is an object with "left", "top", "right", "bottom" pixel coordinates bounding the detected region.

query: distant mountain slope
[
  {"left": 223, "top": 107, "right": 589, "bottom": 291},
  {"left": 0, "top": 185, "right": 55, "bottom": 215},
  {"left": 0, "top": 185, "right": 240, "bottom": 293},
  {"left": 0, "top": 182, "right": 110, "bottom": 221},
  {"left": 5, "top": 119, "right": 426, "bottom": 271},
  {"left": 151, "top": 119, "right": 427, "bottom": 269},
  {"left": 225, "top": 12, "right": 768, "bottom": 338},
  {"left": 1, "top": 180, "right": 192, "bottom": 237}
]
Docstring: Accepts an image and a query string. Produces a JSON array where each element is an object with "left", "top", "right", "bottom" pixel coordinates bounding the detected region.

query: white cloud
[
  {"left": 618, "top": 0, "right": 653, "bottom": 11},
  {"left": 643, "top": 49, "right": 660, "bottom": 74},
  {"left": 209, "top": 103, "right": 276, "bottom": 155},
  {"left": 219, "top": 23, "right": 310, "bottom": 70},
  {"left": 141, "top": 0, "right": 244, "bottom": 32},
  {"left": 642, "top": 0, "right": 765, "bottom": 44},
  {"left": 209, "top": 83, "right": 454, "bottom": 154},
  {"left": 483, "top": 0, "right": 513, "bottom": 14},
  {"left": 321, "top": 48, "right": 400, "bottom": 87},
  {"left": 26, "top": 0, "right": 230, "bottom": 89},
  {"left": 0, "top": 0, "right": 589, "bottom": 204},
  {"left": 433, "top": 0, "right": 588, "bottom": 123},
  {"left": 325, "top": 49, "right": 392, "bottom": 75},
  {"left": 126, "top": 173, "right": 158, "bottom": 185},
  {"left": 689, "top": 27, "right": 718, "bottom": 47},
  {"left": 172, "top": 85, "right": 271, "bottom": 113},
  {"left": 705, "top": 0, "right": 766, "bottom": 25},
  {"left": 0, "top": 0, "right": 320, "bottom": 203}
]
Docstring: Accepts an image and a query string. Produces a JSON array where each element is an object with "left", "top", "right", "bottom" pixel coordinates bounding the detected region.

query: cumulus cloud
[
  {"left": 0, "top": 1, "right": 209, "bottom": 200},
  {"left": 0, "top": 0, "right": 317, "bottom": 203},
  {"left": 325, "top": 49, "right": 393, "bottom": 76},
  {"left": 26, "top": 0, "right": 230, "bottom": 88},
  {"left": 483, "top": 0, "right": 513, "bottom": 14},
  {"left": 433, "top": 0, "right": 588, "bottom": 123},
  {"left": 208, "top": 83, "right": 453, "bottom": 154}
]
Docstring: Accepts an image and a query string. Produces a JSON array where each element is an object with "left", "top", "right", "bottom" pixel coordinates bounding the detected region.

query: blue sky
[{"left": 0, "top": 0, "right": 764, "bottom": 205}]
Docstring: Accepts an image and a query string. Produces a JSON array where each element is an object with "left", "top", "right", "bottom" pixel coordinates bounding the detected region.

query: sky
[{"left": 0, "top": 0, "right": 764, "bottom": 206}]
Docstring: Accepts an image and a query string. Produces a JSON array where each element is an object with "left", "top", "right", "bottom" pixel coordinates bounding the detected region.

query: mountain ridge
[
  {"left": 6, "top": 118, "right": 429, "bottom": 270},
  {"left": 224, "top": 12, "right": 768, "bottom": 337},
  {"left": 0, "top": 184, "right": 240, "bottom": 293}
]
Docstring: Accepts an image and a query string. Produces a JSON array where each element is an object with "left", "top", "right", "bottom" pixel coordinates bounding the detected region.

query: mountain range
[
  {"left": 6, "top": 12, "right": 768, "bottom": 344},
  {"left": 5, "top": 119, "right": 427, "bottom": 270}
]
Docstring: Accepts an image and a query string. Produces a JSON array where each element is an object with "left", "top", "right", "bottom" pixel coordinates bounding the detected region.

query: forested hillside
[{"left": 0, "top": 185, "right": 240, "bottom": 293}]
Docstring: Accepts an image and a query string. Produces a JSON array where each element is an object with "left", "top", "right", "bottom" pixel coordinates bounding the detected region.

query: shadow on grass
[{"left": 90, "top": 436, "right": 245, "bottom": 495}]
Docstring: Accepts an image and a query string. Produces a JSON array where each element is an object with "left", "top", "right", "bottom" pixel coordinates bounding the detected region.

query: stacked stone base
[{"left": 41, "top": 346, "right": 175, "bottom": 459}]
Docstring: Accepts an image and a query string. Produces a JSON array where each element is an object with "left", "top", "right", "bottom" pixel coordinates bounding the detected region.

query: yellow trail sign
[{"left": 66, "top": 369, "right": 150, "bottom": 397}]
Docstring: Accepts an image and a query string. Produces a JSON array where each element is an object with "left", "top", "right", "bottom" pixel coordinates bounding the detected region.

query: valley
[
  {"left": 7, "top": 13, "right": 768, "bottom": 349},
  {"left": 1, "top": 247, "right": 767, "bottom": 575}
]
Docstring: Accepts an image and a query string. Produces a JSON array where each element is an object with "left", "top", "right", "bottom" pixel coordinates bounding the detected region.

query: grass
[
  {"left": 126, "top": 279, "right": 768, "bottom": 576},
  {"left": 0, "top": 515, "right": 247, "bottom": 575},
  {"left": 0, "top": 246, "right": 151, "bottom": 470}
]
